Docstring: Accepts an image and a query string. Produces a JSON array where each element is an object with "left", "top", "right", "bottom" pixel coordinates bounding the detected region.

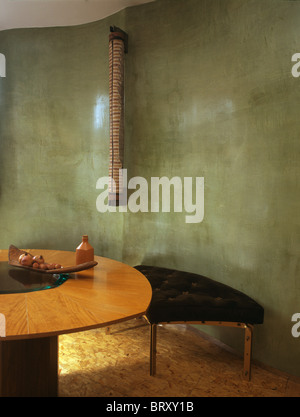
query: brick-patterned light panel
[{"left": 109, "top": 27, "right": 127, "bottom": 206}]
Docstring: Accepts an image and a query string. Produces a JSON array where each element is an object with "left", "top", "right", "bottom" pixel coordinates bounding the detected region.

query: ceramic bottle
[{"left": 76, "top": 235, "right": 94, "bottom": 265}]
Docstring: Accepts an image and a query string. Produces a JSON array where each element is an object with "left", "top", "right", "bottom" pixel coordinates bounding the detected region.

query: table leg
[{"left": 0, "top": 335, "right": 58, "bottom": 397}]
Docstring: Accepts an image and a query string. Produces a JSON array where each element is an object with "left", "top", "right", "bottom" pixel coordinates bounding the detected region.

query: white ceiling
[{"left": 0, "top": 0, "right": 155, "bottom": 31}]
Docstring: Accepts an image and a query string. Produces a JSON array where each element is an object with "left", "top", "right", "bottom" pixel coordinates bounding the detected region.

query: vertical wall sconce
[{"left": 109, "top": 26, "right": 128, "bottom": 206}]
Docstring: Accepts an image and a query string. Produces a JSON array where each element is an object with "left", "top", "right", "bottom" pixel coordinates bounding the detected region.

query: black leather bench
[{"left": 134, "top": 265, "right": 264, "bottom": 380}]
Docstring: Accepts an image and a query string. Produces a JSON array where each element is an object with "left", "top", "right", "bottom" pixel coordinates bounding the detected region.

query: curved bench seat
[{"left": 135, "top": 265, "right": 264, "bottom": 380}]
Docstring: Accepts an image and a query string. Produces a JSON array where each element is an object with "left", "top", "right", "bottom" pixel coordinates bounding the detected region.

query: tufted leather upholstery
[{"left": 135, "top": 265, "right": 264, "bottom": 325}]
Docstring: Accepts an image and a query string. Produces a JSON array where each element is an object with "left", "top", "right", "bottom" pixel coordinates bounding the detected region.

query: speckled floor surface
[{"left": 58, "top": 318, "right": 300, "bottom": 397}]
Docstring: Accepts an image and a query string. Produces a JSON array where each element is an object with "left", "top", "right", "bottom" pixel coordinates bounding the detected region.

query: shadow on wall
[{"left": 141, "top": 254, "right": 175, "bottom": 269}]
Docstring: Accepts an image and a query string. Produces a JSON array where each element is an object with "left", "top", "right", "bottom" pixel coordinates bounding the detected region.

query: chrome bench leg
[
  {"left": 244, "top": 324, "right": 253, "bottom": 380},
  {"left": 150, "top": 323, "right": 157, "bottom": 376}
]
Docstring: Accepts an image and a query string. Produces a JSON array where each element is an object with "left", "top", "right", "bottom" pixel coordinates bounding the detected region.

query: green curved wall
[{"left": 0, "top": 0, "right": 300, "bottom": 377}]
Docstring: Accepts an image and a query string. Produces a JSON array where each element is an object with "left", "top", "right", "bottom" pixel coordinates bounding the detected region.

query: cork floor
[{"left": 58, "top": 318, "right": 300, "bottom": 397}]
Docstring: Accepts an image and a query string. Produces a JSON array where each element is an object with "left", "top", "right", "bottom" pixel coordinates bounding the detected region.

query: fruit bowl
[{"left": 8, "top": 245, "right": 98, "bottom": 274}]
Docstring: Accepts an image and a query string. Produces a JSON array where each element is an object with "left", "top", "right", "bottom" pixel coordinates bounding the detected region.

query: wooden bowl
[{"left": 8, "top": 245, "right": 98, "bottom": 274}]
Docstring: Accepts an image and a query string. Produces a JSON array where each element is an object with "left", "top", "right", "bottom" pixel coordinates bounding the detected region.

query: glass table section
[{"left": 0, "top": 262, "right": 69, "bottom": 294}]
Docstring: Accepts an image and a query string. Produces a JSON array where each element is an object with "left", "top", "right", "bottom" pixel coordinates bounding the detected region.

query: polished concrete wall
[{"left": 0, "top": 0, "right": 300, "bottom": 377}]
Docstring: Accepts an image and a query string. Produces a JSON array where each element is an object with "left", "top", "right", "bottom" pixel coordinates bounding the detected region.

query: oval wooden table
[{"left": 0, "top": 249, "right": 152, "bottom": 397}]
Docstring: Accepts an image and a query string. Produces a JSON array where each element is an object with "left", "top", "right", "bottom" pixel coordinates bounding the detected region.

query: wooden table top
[{"left": 0, "top": 249, "right": 152, "bottom": 340}]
